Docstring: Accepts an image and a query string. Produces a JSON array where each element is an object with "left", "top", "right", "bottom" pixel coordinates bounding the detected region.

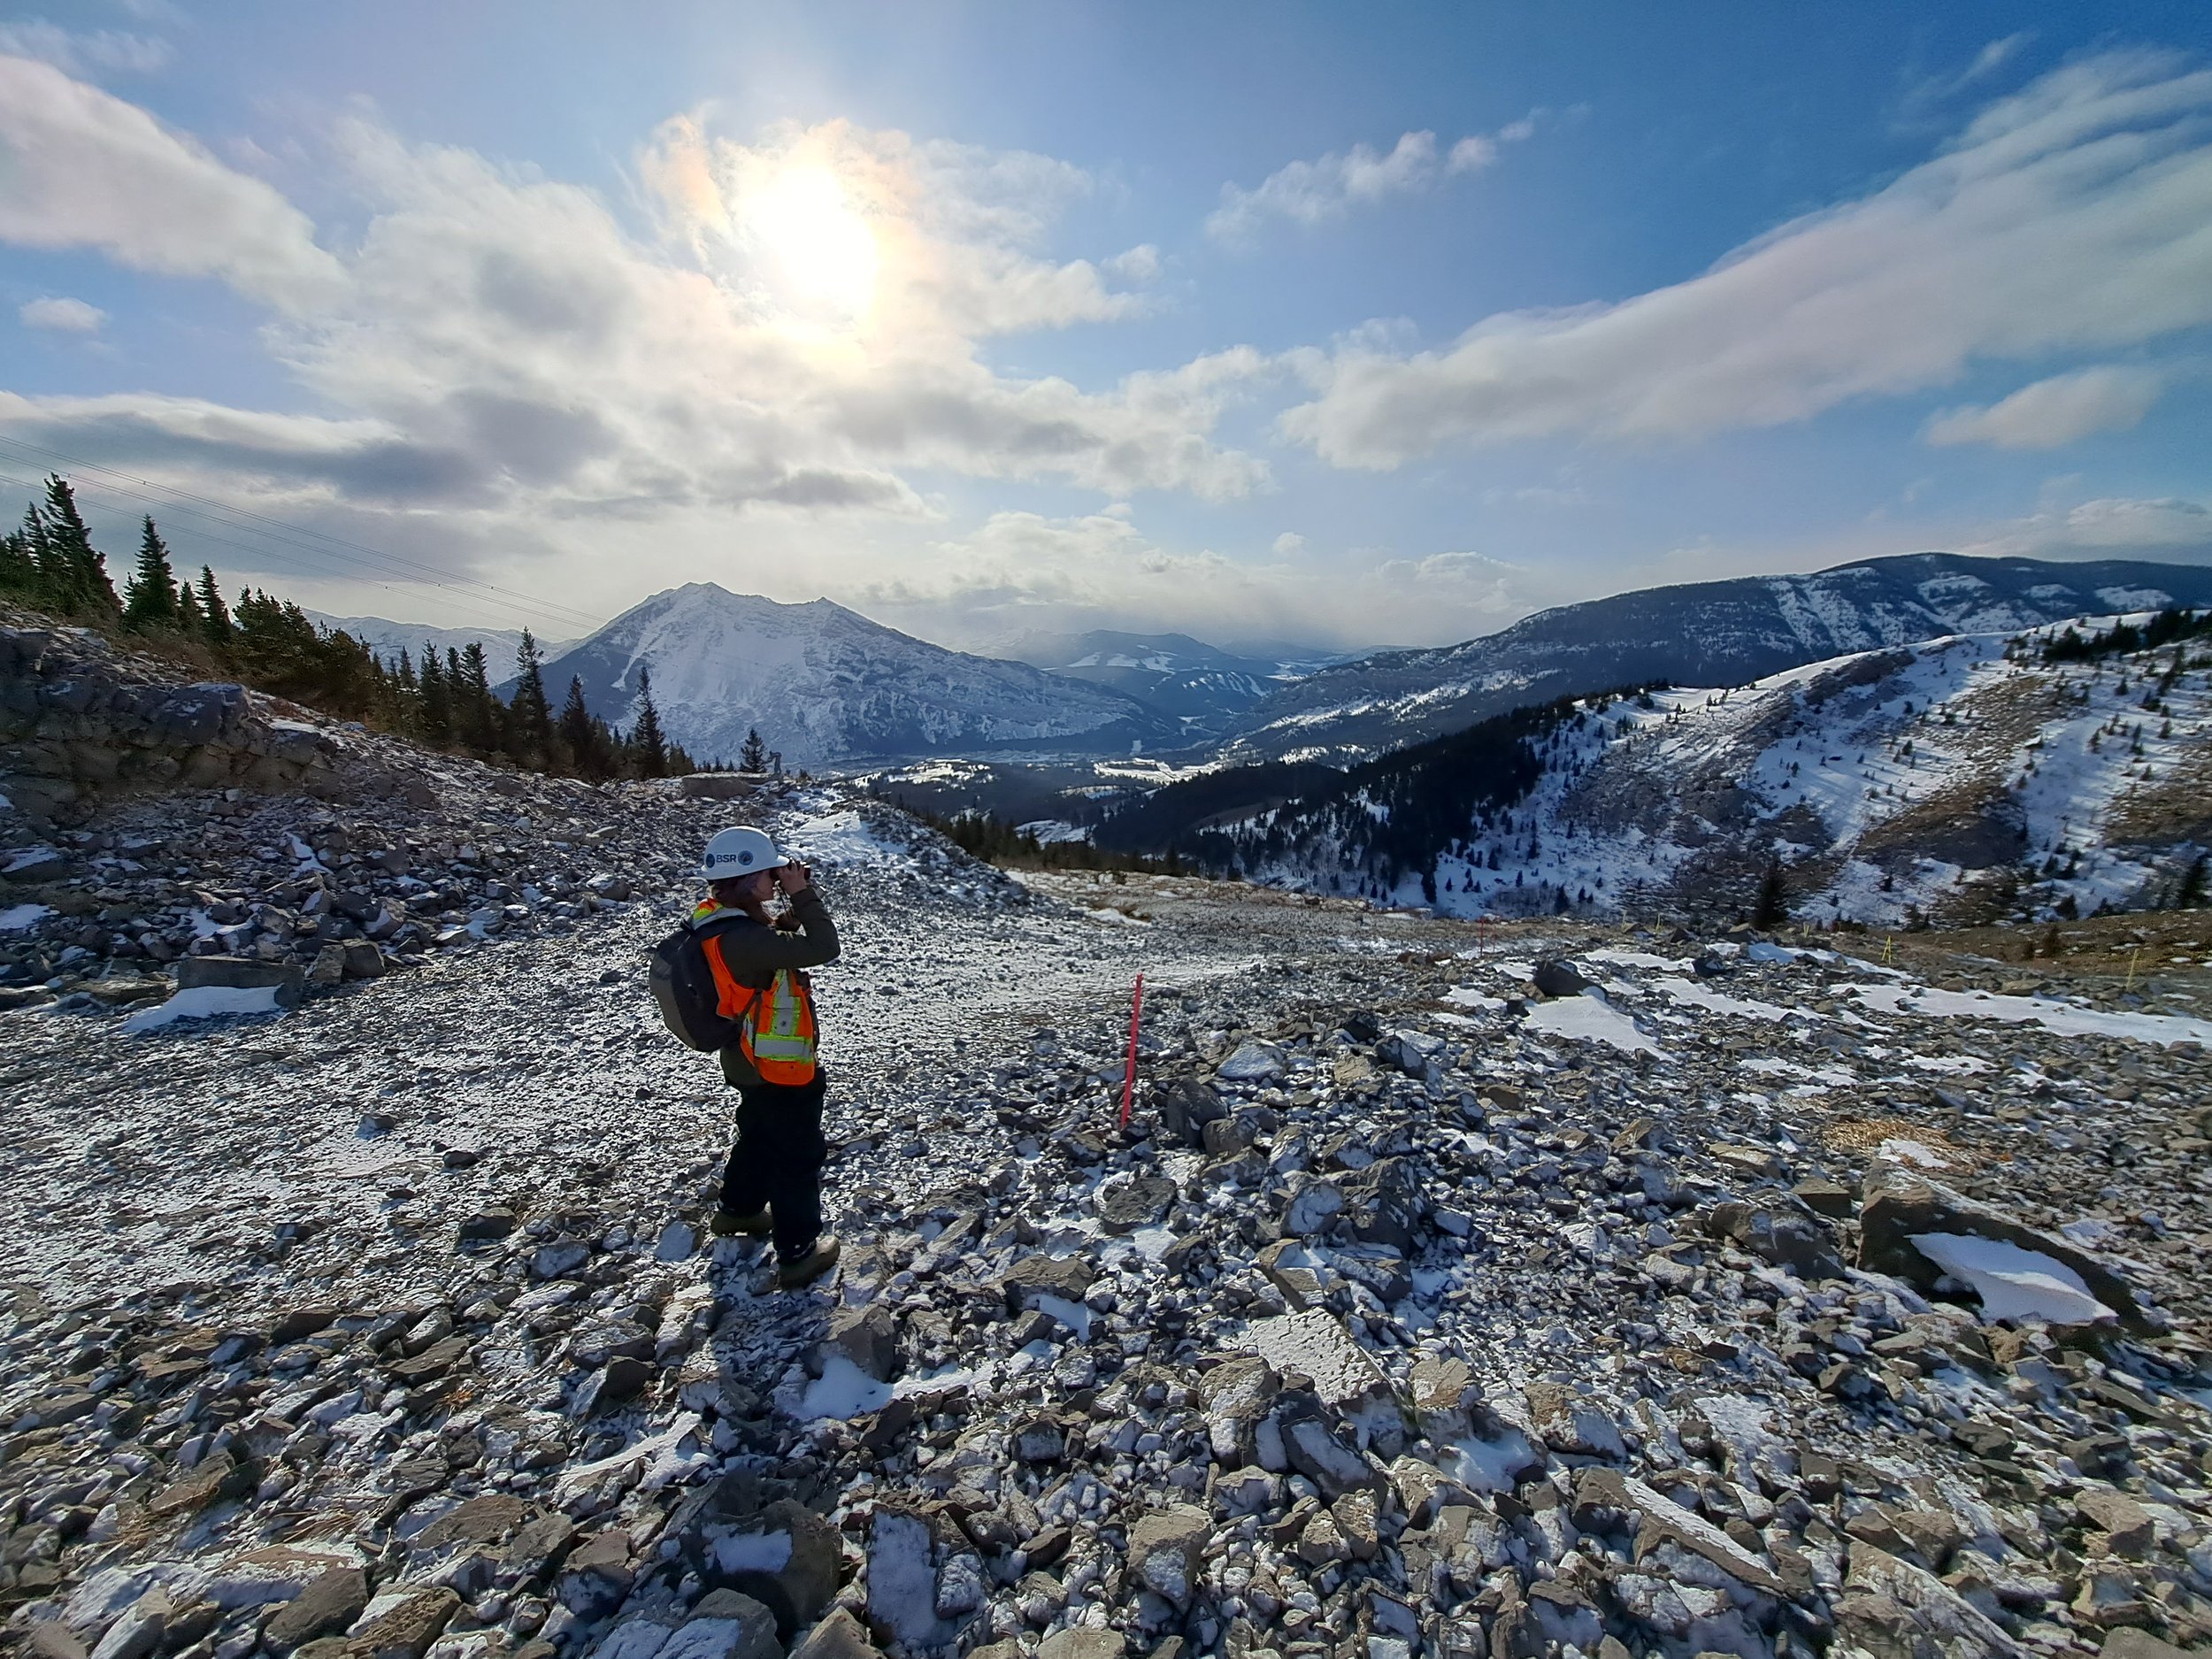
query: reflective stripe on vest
[
  {"left": 694, "top": 905, "right": 818, "bottom": 1082},
  {"left": 741, "top": 968, "right": 818, "bottom": 1084}
]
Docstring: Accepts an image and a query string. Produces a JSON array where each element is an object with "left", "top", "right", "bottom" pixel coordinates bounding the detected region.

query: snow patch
[
  {"left": 1847, "top": 983, "right": 2212, "bottom": 1048},
  {"left": 0, "top": 902, "right": 54, "bottom": 932},
  {"left": 1909, "top": 1233, "right": 2116, "bottom": 1325},
  {"left": 1523, "top": 990, "right": 1664, "bottom": 1056},
  {"left": 122, "top": 985, "right": 287, "bottom": 1033}
]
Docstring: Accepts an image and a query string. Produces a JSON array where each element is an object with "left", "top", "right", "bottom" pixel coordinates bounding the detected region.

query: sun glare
[{"left": 746, "top": 165, "right": 878, "bottom": 323}]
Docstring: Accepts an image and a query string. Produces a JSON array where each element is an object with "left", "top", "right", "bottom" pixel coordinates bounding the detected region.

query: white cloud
[
  {"left": 1445, "top": 136, "right": 1497, "bottom": 173},
  {"left": 0, "top": 20, "right": 169, "bottom": 76},
  {"left": 0, "top": 72, "right": 1269, "bottom": 620},
  {"left": 1958, "top": 494, "right": 2212, "bottom": 563},
  {"left": 2053, "top": 496, "right": 2212, "bottom": 552},
  {"left": 1282, "top": 51, "right": 2212, "bottom": 466},
  {"left": 1208, "top": 111, "right": 1542, "bottom": 244},
  {"left": 855, "top": 511, "right": 1553, "bottom": 649},
  {"left": 1271, "top": 531, "right": 1304, "bottom": 555},
  {"left": 1924, "top": 365, "right": 2162, "bottom": 449},
  {"left": 19, "top": 296, "right": 106, "bottom": 333},
  {"left": 0, "top": 53, "right": 342, "bottom": 311}
]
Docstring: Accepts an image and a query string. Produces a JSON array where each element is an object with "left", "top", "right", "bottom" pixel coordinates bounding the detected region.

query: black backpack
[{"left": 648, "top": 913, "right": 755, "bottom": 1052}]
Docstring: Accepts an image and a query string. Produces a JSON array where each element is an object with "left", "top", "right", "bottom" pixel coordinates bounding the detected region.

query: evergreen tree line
[
  {"left": 0, "top": 474, "right": 695, "bottom": 780},
  {"left": 883, "top": 795, "right": 1179, "bottom": 875},
  {"left": 2042, "top": 608, "right": 2212, "bottom": 664}
]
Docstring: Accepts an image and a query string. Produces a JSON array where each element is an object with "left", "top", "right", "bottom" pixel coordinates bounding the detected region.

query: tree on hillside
[
  {"left": 455, "top": 643, "right": 498, "bottom": 754},
  {"left": 558, "top": 675, "right": 611, "bottom": 780},
  {"left": 1753, "top": 856, "right": 1789, "bottom": 928},
  {"left": 416, "top": 647, "right": 452, "bottom": 745},
  {"left": 34, "top": 477, "right": 119, "bottom": 618},
  {"left": 740, "top": 726, "right": 768, "bottom": 772},
  {"left": 632, "top": 667, "right": 669, "bottom": 778},
  {"left": 121, "top": 517, "right": 179, "bottom": 631},
  {"left": 196, "top": 566, "right": 233, "bottom": 651},
  {"left": 507, "top": 629, "right": 555, "bottom": 766}
]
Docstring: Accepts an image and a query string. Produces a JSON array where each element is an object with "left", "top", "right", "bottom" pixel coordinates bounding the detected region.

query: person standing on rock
[{"left": 692, "top": 826, "right": 841, "bottom": 1289}]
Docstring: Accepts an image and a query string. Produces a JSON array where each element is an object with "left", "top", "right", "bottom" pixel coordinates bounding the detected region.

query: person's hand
[{"left": 777, "top": 860, "right": 813, "bottom": 895}]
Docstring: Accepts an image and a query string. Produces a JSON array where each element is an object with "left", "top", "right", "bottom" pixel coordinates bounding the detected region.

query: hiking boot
[
  {"left": 777, "top": 1235, "right": 841, "bottom": 1290},
  {"left": 710, "top": 1206, "right": 772, "bottom": 1238}
]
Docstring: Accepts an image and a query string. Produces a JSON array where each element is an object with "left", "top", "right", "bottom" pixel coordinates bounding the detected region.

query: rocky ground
[{"left": 9, "top": 646, "right": 2212, "bottom": 1659}]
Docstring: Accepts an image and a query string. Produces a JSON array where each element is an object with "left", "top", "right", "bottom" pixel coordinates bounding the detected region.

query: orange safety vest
[{"left": 696, "top": 916, "right": 819, "bottom": 1085}]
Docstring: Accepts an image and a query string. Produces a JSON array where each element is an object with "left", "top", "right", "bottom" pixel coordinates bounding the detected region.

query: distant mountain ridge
[
  {"left": 303, "top": 612, "right": 571, "bottom": 676},
  {"left": 525, "top": 584, "right": 1171, "bottom": 768},
  {"left": 1223, "top": 552, "right": 2212, "bottom": 760},
  {"left": 1001, "top": 628, "right": 1294, "bottom": 736}
]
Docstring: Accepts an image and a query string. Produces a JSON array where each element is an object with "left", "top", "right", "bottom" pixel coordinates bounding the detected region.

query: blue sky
[{"left": 2, "top": 2, "right": 2208, "bottom": 652}]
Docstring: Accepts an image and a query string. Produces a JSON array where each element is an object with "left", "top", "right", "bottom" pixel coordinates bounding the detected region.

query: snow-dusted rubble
[{"left": 9, "top": 819, "right": 2212, "bottom": 1659}]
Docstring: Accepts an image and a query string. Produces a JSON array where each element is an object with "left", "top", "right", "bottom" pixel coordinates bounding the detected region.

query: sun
[{"left": 746, "top": 165, "right": 879, "bottom": 323}]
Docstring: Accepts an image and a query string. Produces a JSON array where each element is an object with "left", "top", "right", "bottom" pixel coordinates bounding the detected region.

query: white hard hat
[{"left": 700, "top": 826, "right": 787, "bottom": 881}]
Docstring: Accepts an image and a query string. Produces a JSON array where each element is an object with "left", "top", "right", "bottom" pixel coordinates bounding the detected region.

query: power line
[{"left": 0, "top": 434, "right": 607, "bottom": 634}]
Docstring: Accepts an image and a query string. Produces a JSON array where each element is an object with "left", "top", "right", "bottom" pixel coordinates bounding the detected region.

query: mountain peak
[{"left": 531, "top": 584, "right": 1168, "bottom": 766}]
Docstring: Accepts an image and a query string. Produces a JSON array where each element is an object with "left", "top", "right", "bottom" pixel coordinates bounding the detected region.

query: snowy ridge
[
  {"left": 303, "top": 612, "right": 568, "bottom": 675},
  {"left": 527, "top": 585, "right": 1170, "bottom": 768},
  {"left": 1227, "top": 617, "right": 2210, "bottom": 927},
  {"left": 1225, "top": 552, "right": 2212, "bottom": 762}
]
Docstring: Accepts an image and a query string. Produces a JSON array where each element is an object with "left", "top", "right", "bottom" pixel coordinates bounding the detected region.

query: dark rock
[
  {"left": 1339, "top": 1156, "right": 1428, "bottom": 1251},
  {"left": 700, "top": 1499, "right": 841, "bottom": 1639},
  {"left": 347, "top": 1588, "right": 459, "bottom": 1659},
  {"left": 1532, "top": 960, "right": 1588, "bottom": 999},
  {"left": 824, "top": 1305, "right": 898, "bottom": 1382},
  {"left": 263, "top": 1570, "right": 367, "bottom": 1654},
  {"left": 267, "top": 1305, "right": 338, "bottom": 1344},
  {"left": 1706, "top": 1201, "right": 1845, "bottom": 1279},
  {"left": 1793, "top": 1178, "right": 1855, "bottom": 1218},
  {"left": 1098, "top": 1176, "right": 1176, "bottom": 1234},
  {"left": 1002, "top": 1253, "right": 1094, "bottom": 1312},
  {"left": 1154, "top": 1076, "right": 1227, "bottom": 1148},
  {"left": 458, "top": 1207, "right": 518, "bottom": 1242},
  {"left": 787, "top": 1610, "right": 883, "bottom": 1659}
]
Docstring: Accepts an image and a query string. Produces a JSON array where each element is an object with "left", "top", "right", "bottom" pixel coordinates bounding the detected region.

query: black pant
[{"left": 718, "top": 1068, "right": 828, "bottom": 1261}]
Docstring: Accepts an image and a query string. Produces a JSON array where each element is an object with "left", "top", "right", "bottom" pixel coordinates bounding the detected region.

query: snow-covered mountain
[
  {"left": 1001, "top": 628, "right": 1294, "bottom": 735},
  {"left": 1224, "top": 552, "right": 2212, "bottom": 761},
  {"left": 529, "top": 584, "right": 1171, "bottom": 768},
  {"left": 1202, "top": 611, "right": 2211, "bottom": 928},
  {"left": 303, "top": 611, "right": 572, "bottom": 675}
]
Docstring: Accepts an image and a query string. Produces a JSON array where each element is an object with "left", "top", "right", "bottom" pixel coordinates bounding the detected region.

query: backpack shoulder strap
[{"left": 700, "top": 930, "right": 768, "bottom": 1020}]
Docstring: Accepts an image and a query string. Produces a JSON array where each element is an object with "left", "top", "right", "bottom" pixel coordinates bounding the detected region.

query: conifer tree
[
  {"left": 196, "top": 566, "right": 233, "bottom": 651},
  {"left": 558, "top": 675, "right": 603, "bottom": 779},
  {"left": 418, "top": 647, "right": 452, "bottom": 746},
  {"left": 36, "top": 477, "right": 119, "bottom": 617},
  {"left": 121, "top": 517, "right": 180, "bottom": 630},
  {"left": 0, "top": 518, "right": 35, "bottom": 597},
  {"left": 1753, "top": 856, "right": 1789, "bottom": 928},
  {"left": 740, "top": 726, "right": 768, "bottom": 772},
  {"left": 631, "top": 667, "right": 669, "bottom": 778},
  {"left": 457, "top": 643, "right": 497, "bottom": 755},
  {"left": 173, "top": 576, "right": 202, "bottom": 635},
  {"left": 507, "top": 629, "right": 555, "bottom": 764}
]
